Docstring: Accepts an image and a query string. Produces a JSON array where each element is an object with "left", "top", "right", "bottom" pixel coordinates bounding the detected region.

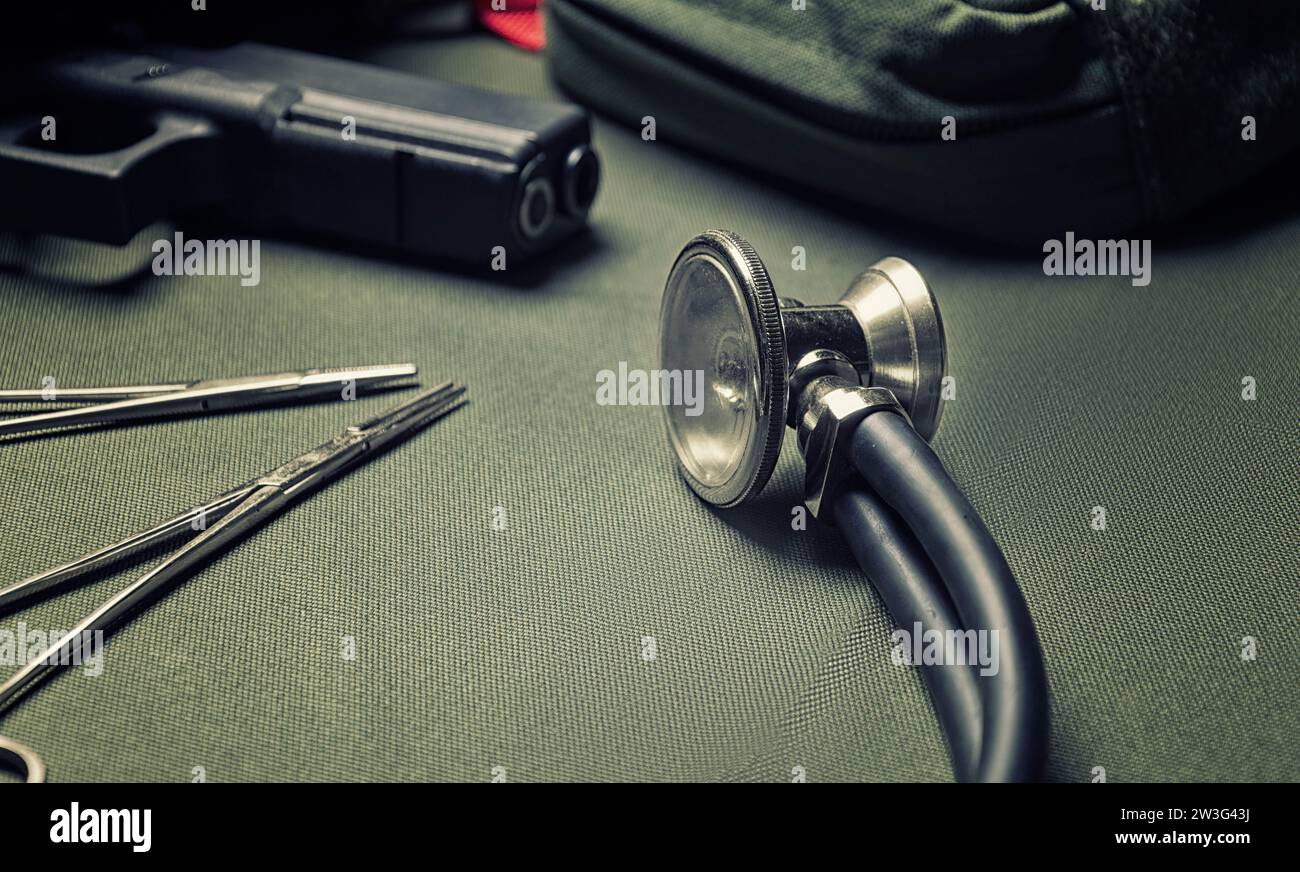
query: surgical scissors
[
  {"left": 0, "top": 379, "right": 467, "bottom": 782},
  {"left": 0, "top": 364, "right": 419, "bottom": 437}
]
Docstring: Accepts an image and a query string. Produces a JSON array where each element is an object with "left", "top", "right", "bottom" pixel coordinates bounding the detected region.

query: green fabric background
[{"left": 0, "top": 34, "right": 1296, "bottom": 782}]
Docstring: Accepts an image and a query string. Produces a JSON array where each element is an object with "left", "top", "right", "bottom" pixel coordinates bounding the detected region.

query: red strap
[{"left": 475, "top": 0, "right": 546, "bottom": 52}]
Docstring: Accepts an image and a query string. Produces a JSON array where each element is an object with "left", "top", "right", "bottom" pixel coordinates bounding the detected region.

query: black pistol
[{"left": 0, "top": 42, "right": 600, "bottom": 263}]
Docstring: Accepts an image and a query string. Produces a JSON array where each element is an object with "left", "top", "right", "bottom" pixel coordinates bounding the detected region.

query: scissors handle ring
[{"left": 0, "top": 736, "right": 46, "bottom": 783}]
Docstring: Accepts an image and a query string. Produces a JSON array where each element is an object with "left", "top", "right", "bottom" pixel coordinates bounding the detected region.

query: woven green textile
[{"left": 0, "top": 35, "right": 1295, "bottom": 782}]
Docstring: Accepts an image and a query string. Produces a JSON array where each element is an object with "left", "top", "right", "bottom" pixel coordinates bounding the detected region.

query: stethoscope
[{"left": 659, "top": 230, "right": 1049, "bottom": 782}]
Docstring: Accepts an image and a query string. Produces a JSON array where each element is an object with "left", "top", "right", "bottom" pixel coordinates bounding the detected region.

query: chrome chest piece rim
[{"left": 658, "top": 230, "right": 788, "bottom": 507}]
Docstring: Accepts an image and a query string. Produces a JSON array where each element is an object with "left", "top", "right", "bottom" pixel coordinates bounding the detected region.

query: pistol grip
[{"left": 0, "top": 112, "right": 223, "bottom": 245}]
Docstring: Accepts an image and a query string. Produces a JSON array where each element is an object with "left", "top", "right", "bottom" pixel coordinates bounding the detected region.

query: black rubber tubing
[
  {"left": 849, "top": 410, "right": 1050, "bottom": 782},
  {"left": 833, "top": 485, "right": 983, "bottom": 783}
]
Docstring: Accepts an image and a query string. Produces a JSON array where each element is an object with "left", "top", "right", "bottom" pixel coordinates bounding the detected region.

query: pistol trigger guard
[{"left": 0, "top": 112, "right": 223, "bottom": 246}]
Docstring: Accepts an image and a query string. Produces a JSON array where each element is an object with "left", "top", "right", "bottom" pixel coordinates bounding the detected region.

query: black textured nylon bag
[{"left": 547, "top": 0, "right": 1300, "bottom": 246}]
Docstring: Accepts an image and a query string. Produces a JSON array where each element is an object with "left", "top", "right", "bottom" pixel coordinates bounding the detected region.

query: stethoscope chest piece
[{"left": 659, "top": 229, "right": 947, "bottom": 513}]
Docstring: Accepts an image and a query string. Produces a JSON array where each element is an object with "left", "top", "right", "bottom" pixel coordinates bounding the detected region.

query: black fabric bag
[{"left": 548, "top": 0, "right": 1300, "bottom": 246}]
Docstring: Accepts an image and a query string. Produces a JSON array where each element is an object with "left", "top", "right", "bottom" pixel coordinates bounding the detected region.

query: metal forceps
[
  {"left": 0, "top": 364, "right": 421, "bottom": 437},
  {"left": 0, "top": 379, "right": 467, "bottom": 782}
]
